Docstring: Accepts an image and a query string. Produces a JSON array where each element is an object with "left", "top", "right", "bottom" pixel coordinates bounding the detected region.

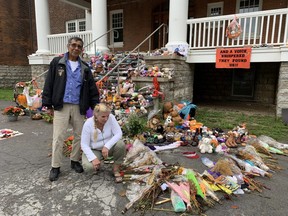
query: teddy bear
[
  {"left": 198, "top": 137, "right": 213, "bottom": 153},
  {"left": 148, "top": 116, "right": 161, "bottom": 131},
  {"left": 163, "top": 101, "right": 174, "bottom": 119},
  {"left": 163, "top": 101, "right": 184, "bottom": 126}
]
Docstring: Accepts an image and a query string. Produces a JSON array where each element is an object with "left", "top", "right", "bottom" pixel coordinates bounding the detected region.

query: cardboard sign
[{"left": 216, "top": 47, "right": 251, "bottom": 69}]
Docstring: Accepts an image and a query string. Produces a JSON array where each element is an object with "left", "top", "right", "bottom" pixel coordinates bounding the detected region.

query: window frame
[
  {"left": 109, "top": 9, "right": 124, "bottom": 48},
  {"left": 236, "top": 0, "right": 263, "bottom": 13}
]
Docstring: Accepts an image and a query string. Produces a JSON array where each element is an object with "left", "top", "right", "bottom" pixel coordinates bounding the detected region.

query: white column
[
  {"left": 91, "top": 0, "right": 109, "bottom": 54},
  {"left": 166, "top": 0, "right": 189, "bottom": 56},
  {"left": 34, "top": 0, "right": 50, "bottom": 54},
  {"left": 85, "top": 10, "right": 92, "bottom": 30}
]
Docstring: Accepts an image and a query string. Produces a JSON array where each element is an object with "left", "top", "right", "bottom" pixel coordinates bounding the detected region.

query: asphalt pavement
[{"left": 0, "top": 100, "right": 288, "bottom": 216}]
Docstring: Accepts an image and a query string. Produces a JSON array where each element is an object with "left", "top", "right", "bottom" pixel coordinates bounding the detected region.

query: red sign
[{"left": 216, "top": 47, "right": 251, "bottom": 69}]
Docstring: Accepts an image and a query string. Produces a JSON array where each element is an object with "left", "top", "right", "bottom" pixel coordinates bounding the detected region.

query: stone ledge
[
  {"left": 144, "top": 55, "right": 186, "bottom": 61},
  {"left": 132, "top": 77, "right": 174, "bottom": 83}
]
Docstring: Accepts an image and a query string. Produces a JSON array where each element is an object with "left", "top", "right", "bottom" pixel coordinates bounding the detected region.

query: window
[
  {"left": 110, "top": 10, "right": 123, "bottom": 47},
  {"left": 237, "top": 0, "right": 261, "bottom": 13},
  {"left": 207, "top": 2, "right": 224, "bottom": 17},
  {"left": 66, "top": 19, "right": 86, "bottom": 33},
  {"left": 232, "top": 69, "right": 255, "bottom": 97},
  {"left": 78, "top": 20, "right": 86, "bottom": 32},
  {"left": 236, "top": 0, "right": 262, "bottom": 37}
]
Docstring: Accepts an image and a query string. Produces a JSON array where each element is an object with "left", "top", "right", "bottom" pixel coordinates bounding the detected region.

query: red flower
[{"left": 2, "top": 106, "right": 22, "bottom": 116}]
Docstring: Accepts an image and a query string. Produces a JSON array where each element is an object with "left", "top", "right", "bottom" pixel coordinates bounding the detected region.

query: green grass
[
  {"left": 0, "top": 88, "right": 14, "bottom": 101},
  {"left": 196, "top": 108, "right": 288, "bottom": 142}
]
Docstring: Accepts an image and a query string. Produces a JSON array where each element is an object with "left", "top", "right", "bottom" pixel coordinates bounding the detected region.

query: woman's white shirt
[{"left": 81, "top": 114, "right": 122, "bottom": 162}]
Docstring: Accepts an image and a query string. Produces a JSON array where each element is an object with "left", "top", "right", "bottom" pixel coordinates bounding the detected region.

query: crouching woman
[{"left": 81, "top": 103, "right": 126, "bottom": 181}]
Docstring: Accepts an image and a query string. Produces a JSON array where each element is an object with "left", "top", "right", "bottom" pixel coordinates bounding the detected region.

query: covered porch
[
  {"left": 186, "top": 8, "right": 288, "bottom": 118},
  {"left": 186, "top": 8, "right": 288, "bottom": 63}
]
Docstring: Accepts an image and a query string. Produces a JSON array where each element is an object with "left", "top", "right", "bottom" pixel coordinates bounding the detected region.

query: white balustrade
[
  {"left": 47, "top": 31, "right": 92, "bottom": 54},
  {"left": 187, "top": 8, "right": 288, "bottom": 49}
]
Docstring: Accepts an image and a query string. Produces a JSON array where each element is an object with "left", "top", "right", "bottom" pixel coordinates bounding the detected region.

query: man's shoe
[
  {"left": 71, "top": 160, "right": 84, "bottom": 173},
  {"left": 49, "top": 167, "right": 60, "bottom": 181}
]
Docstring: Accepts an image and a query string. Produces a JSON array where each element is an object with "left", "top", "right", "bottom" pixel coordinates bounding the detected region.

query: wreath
[{"left": 226, "top": 15, "right": 242, "bottom": 39}]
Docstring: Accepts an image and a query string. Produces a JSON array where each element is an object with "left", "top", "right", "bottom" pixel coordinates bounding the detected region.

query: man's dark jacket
[{"left": 42, "top": 55, "right": 99, "bottom": 115}]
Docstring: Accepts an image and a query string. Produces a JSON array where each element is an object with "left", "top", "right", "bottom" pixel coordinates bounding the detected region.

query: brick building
[{"left": 0, "top": 0, "right": 36, "bottom": 87}]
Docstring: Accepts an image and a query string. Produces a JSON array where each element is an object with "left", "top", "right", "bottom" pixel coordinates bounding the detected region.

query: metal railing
[
  {"left": 187, "top": 8, "right": 288, "bottom": 49},
  {"left": 97, "top": 23, "right": 167, "bottom": 83},
  {"left": 83, "top": 28, "right": 118, "bottom": 54}
]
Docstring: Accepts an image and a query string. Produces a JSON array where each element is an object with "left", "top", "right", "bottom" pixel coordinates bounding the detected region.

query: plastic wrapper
[
  {"left": 258, "top": 135, "right": 288, "bottom": 150},
  {"left": 226, "top": 15, "right": 242, "bottom": 39},
  {"left": 123, "top": 139, "right": 162, "bottom": 168}
]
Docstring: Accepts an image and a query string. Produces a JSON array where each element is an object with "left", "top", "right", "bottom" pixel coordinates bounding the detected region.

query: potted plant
[
  {"left": 2, "top": 106, "right": 22, "bottom": 121},
  {"left": 122, "top": 113, "right": 148, "bottom": 139}
]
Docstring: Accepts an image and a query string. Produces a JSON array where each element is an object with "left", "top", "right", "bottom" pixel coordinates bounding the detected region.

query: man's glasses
[{"left": 69, "top": 43, "right": 83, "bottom": 50}]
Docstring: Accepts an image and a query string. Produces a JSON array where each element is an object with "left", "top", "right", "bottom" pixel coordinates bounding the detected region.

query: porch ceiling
[{"left": 60, "top": 0, "right": 91, "bottom": 10}]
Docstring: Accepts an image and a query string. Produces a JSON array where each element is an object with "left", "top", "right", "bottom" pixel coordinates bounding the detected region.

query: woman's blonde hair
[{"left": 93, "top": 103, "right": 111, "bottom": 141}]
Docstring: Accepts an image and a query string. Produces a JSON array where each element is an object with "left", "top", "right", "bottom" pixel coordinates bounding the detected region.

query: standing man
[{"left": 42, "top": 36, "right": 99, "bottom": 181}]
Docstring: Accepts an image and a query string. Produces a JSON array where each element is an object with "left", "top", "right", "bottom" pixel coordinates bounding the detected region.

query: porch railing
[
  {"left": 47, "top": 31, "right": 92, "bottom": 54},
  {"left": 187, "top": 8, "right": 288, "bottom": 49}
]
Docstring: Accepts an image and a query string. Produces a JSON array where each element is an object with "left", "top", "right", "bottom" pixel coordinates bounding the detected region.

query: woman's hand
[
  {"left": 102, "top": 147, "right": 109, "bottom": 159},
  {"left": 92, "top": 158, "right": 101, "bottom": 170}
]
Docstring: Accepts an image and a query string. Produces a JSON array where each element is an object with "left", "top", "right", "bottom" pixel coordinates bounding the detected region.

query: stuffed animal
[
  {"left": 148, "top": 116, "right": 161, "bottom": 131},
  {"left": 198, "top": 137, "right": 213, "bottom": 153},
  {"left": 120, "top": 80, "right": 134, "bottom": 94},
  {"left": 164, "top": 115, "right": 172, "bottom": 126},
  {"left": 225, "top": 131, "right": 238, "bottom": 148},
  {"left": 163, "top": 101, "right": 174, "bottom": 114},
  {"left": 163, "top": 115, "right": 175, "bottom": 132}
]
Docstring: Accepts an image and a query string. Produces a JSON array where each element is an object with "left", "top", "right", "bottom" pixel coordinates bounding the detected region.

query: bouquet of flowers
[
  {"left": 2, "top": 106, "right": 22, "bottom": 116},
  {"left": 63, "top": 136, "right": 74, "bottom": 157}
]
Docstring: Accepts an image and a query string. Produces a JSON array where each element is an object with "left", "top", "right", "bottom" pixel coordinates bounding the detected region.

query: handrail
[
  {"left": 97, "top": 23, "right": 167, "bottom": 83},
  {"left": 83, "top": 28, "right": 119, "bottom": 54}
]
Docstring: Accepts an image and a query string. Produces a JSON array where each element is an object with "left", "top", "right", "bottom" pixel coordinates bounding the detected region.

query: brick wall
[
  {"left": 0, "top": 0, "right": 36, "bottom": 65},
  {"left": 108, "top": 0, "right": 168, "bottom": 52},
  {"left": 0, "top": 65, "right": 32, "bottom": 88},
  {"left": 49, "top": 0, "right": 85, "bottom": 34},
  {"left": 254, "top": 63, "right": 279, "bottom": 104}
]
